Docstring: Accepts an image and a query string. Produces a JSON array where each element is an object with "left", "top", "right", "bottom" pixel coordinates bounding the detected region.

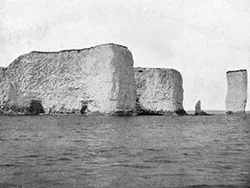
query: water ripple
[{"left": 0, "top": 115, "right": 249, "bottom": 187}]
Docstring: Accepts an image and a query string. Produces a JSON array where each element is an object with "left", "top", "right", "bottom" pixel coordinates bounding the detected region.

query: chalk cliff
[
  {"left": 225, "top": 69, "right": 248, "bottom": 114},
  {"left": 0, "top": 43, "right": 136, "bottom": 115},
  {"left": 134, "top": 67, "right": 186, "bottom": 115}
]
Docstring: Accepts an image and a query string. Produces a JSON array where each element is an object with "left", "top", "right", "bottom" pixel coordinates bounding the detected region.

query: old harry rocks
[
  {"left": 0, "top": 44, "right": 136, "bottom": 115},
  {"left": 134, "top": 67, "right": 186, "bottom": 115},
  {"left": 225, "top": 69, "right": 248, "bottom": 114}
]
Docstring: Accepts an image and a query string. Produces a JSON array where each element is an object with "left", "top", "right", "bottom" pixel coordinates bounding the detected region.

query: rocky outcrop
[
  {"left": 134, "top": 67, "right": 186, "bottom": 115},
  {"left": 0, "top": 43, "right": 136, "bottom": 115},
  {"left": 194, "top": 100, "right": 210, "bottom": 116},
  {"left": 225, "top": 69, "right": 248, "bottom": 114},
  {"left": 0, "top": 100, "right": 45, "bottom": 116}
]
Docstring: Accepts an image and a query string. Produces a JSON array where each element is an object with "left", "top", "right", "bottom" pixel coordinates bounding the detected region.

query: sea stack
[
  {"left": 225, "top": 69, "right": 248, "bottom": 114},
  {"left": 134, "top": 67, "right": 186, "bottom": 115},
  {"left": 0, "top": 43, "right": 136, "bottom": 115},
  {"left": 194, "top": 100, "right": 209, "bottom": 116}
]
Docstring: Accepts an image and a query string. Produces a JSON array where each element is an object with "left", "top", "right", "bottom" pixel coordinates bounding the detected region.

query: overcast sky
[{"left": 1, "top": 0, "right": 250, "bottom": 110}]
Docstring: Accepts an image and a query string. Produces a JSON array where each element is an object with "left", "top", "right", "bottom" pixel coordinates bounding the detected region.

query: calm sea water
[{"left": 0, "top": 114, "right": 249, "bottom": 188}]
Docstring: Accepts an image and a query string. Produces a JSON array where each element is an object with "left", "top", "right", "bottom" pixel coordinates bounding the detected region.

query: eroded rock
[
  {"left": 226, "top": 69, "right": 248, "bottom": 114},
  {"left": 0, "top": 43, "right": 136, "bottom": 115},
  {"left": 134, "top": 67, "right": 187, "bottom": 115},
  {"left": 194, "top": 100, "right": 209, "bottom": 116}
]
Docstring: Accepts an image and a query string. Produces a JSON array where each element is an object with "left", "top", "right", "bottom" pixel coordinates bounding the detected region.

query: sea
[{"left": 0, "top": 113, "right": 249, "bottom": 188}]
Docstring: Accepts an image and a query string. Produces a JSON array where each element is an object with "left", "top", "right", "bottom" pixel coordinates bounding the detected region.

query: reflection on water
[{"left": 0, "top": 115, "right": 249, "bottom": 188}]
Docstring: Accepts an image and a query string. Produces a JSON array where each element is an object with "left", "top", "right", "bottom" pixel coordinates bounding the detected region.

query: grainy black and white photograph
[{"left": 0, "top": 0, "right": 250, "bottom": 187}]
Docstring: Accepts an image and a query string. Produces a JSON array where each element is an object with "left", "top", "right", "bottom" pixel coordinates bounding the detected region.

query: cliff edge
[{"left": 0, "top": 43, "right": 136, "bottom": 115}]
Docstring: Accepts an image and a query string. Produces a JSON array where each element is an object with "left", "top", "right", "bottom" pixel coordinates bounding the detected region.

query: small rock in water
[{"left": 194, "top": 100, "right": 210, "bottom": 116}]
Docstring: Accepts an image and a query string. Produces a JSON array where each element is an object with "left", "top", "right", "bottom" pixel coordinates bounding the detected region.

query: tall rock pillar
[{"left": 225, "top": 69, "right": 248, "bottom": 114}]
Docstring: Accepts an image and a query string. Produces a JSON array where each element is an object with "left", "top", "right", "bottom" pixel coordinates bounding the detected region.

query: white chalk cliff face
[
  {"left": 0, "top": 43, "right": 136, "bottom": 115},
  {"left": 134, "top": 67, "right": 184, "bottom": 114},
  {"left": 225, "top": 69, "right": 248, "bottom": 113}
]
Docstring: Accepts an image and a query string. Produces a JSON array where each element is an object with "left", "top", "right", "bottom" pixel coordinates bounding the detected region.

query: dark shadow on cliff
[
  {"left": 226, "top": 111, "right": 247, "bottom": 115},
  {"left": 135, "top": 98, "right": 189, "bottom": 116},
  {"left": 27, "top": 100, "right": 45, "bottom": 115},
  {"left": 80, "top": 103, "right": 88, "bottom": 115},
  {"left": 135, "top": 98, "right": 164, "bottom": 116},
  {"left": 175, "top": 109, "right": 188, "bottom": 116},
  {"left": 0, "top": 100, "right": 45, "bottom": 116}
]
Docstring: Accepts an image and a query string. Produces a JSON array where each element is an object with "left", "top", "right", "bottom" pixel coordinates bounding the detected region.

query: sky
[{"left": 1, "top": 0, "right": 250, "bottom": 110}]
